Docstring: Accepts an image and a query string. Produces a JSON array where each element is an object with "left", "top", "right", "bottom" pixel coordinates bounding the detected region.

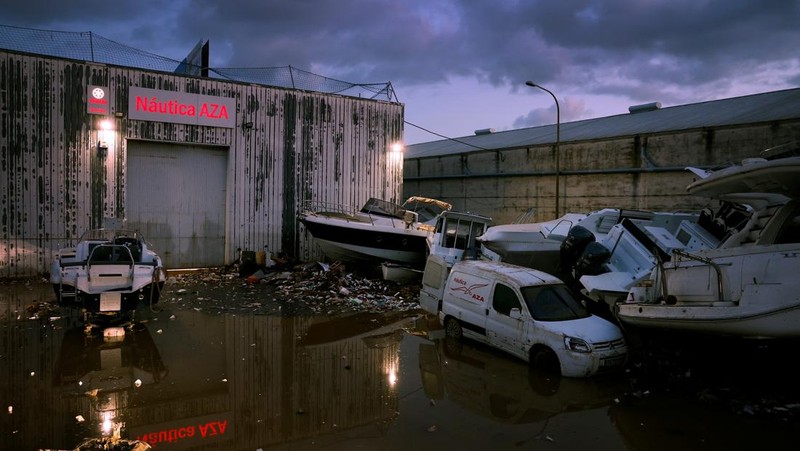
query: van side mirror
[{"left": 509, "top": 308, "right": 522, "bottom": 320}]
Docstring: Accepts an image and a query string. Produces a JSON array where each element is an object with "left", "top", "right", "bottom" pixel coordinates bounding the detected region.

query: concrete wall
[{"left": 404, "top": 121, "right": 800, "bottom": 225}]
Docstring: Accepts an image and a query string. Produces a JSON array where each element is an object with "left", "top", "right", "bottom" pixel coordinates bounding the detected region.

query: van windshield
[{"left": 520, "top": 285, "right": 590, "bottom": 321}]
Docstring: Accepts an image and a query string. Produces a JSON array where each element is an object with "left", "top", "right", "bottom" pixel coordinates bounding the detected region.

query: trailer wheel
[{"left": 444, "top": 317, "right": 463, "bottom": 340}]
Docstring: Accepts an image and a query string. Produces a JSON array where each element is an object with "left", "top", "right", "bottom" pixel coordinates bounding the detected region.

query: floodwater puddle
[{"left": 2, "top": 281, "right": 800, "bottom": 450}]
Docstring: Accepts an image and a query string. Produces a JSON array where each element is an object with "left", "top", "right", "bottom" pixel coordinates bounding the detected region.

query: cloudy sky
[{"left": 3, "top": 0, "right": 799, "bottom": 144}]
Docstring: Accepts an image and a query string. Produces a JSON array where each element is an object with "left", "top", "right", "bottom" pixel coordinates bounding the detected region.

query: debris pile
[{"left": 163, "top": 261, "right": 423, "bottom": 316}]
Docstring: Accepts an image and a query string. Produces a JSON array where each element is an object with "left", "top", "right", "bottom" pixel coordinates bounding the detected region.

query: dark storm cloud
[{"left": 2, "top": 0, "right": 797, "bottom": 127}]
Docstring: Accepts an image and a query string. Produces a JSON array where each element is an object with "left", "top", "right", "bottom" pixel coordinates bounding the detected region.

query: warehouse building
[
  {"left": 404, "top": 88, "right": 800, "bottom": 225},
  {"left": 0, "top": 28, "right": 404, "bottom": 278}
]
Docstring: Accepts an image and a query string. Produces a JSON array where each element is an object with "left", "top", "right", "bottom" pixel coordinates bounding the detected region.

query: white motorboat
[
  {"left": 577, "top": 209, "right": 707, "bottom": 305},
  {"left": 50, "top": 224, "right": 166, "bottom": 317},
  {"left": 616, "top": 155, "right": 800, "bottom": 338},
  {"left": 299, "top": 196, "right": 452, "bottom": 267},
  {"left": 427, "top": 209, "right": 493, "bottom": 267},
  {"left": 380, "top": 209, "right": 492, "bottom": 282},
  {"left": 478, "top": 208, "right": 700, "bottom": 292},
  {"left": 477, "top": 211, "right": 586, "bottom": 274}
]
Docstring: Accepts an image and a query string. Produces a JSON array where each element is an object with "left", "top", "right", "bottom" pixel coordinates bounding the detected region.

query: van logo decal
[{"left": 450, "top": 283, "right": 489, "bottom": 302}]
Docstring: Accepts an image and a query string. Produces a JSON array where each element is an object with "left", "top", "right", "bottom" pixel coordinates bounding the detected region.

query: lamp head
[{"left": 525, "top": 81, "right": 537, "bottom": 88}]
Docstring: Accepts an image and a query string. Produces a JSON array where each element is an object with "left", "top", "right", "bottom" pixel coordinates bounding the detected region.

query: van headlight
[{"left": 564, "top": 336, "right": 591, "bottom": 353}]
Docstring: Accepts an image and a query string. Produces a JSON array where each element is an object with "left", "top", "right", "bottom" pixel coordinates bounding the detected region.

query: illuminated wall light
[
  {"left": 388, "top": 142, "right": 404, "bottom": 166},
  {"left": 99, "top": 119, "right": 113, "bottom": 130}
]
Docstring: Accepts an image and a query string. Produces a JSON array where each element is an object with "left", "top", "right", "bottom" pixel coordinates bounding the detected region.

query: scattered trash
[
  {"left": 134, "top": 379, "right": 142, "bottom": 388},
  {"left": 76, "top": 415, "right": 85, "bottom": 423},
  {"left": 162, "top": 261, "right": 423, "bottom": 316},
  {"left": 427, "top": 425, "right": 437, "bottom": 432},
  {"left": 74, "top": 437, "right": 152, "bottom": 450},
  {"left": 7, "top": 406, "right": 12, "bottom": 414}
]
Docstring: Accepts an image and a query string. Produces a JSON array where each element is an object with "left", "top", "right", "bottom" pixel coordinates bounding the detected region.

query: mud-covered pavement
[{"left": 2, "top": 266, "right": 800, "bottom": 450}]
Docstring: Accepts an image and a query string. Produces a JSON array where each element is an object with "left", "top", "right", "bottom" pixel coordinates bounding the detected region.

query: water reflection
[
  {"left": 418, "top": 335, "right": 623, "bottom": 425},
  {"left": 54, "top": 321, "right": 168, "bottom": 440},
  {"left": 4, "top": 282, "right": 800, "bottom": 450},
  {"left": 0, "top": 305, "right": 414, "bottom": 450}
]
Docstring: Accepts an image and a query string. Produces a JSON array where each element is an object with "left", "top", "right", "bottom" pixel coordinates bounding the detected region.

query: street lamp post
[{"left": 525, "top": 81, "right": 561, "bottom": 218}]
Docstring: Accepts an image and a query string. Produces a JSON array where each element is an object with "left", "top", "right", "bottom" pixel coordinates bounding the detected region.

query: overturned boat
[
  {"left": 616, "top": 155, "right": 800, "bottom": 338},
  {"left": 299, "top": 196, "right": 452, "bottom": 267},
  {"left": 50, "top": 226, "right": 166, "bottom": 318}
]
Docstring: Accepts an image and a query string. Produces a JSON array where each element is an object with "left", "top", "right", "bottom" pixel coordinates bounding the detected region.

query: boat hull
[
  {"left": 616, "top": 302, "right": 800, "bottom": 338},
  {"left": 300, "top": 215, "right": 430, "bottom": 266}
]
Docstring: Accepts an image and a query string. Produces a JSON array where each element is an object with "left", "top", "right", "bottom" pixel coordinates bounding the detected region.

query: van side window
[{"left": 493, "top": 283, "right": 521, "bottom": 316}]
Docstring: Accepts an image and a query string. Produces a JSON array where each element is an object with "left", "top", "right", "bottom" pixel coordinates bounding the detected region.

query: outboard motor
[
  {"left": 573, "top": 241, "right": 611, "bottom": 279},
  {"left": 559, "top": 225, "right": 595, "bottom": 272}
]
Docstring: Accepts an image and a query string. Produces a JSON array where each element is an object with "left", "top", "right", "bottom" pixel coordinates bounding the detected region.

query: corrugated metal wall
[{"left": 0, "top": 50, "right": 405, "bottom": 277}]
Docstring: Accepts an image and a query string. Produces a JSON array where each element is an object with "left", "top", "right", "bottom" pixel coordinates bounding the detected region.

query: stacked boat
[
  {"left": 476, "top": 153, "right": 800, "bottom": 338},
  {"left": 616, "top": 155, "right": 800, "bottom": 338}
]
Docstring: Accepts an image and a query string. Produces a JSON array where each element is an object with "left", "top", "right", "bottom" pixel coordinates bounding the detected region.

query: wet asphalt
[{"left": 2, "top": 274, "right": 800, "bottom": 450}]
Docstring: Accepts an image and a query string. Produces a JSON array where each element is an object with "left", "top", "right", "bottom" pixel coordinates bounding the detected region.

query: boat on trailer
[
  {"left": 50, "top": 222, "right": 166, "bottom": 321},
  {"left": 616, "top": 154, "right": 800, "bottom": 338},
  {"left": 299, "top": 196, "right": 452, "bottom": 268}
]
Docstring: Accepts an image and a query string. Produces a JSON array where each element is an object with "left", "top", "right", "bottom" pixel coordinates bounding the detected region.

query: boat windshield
[
  {"left": 402, "top": 197, "right": 452, "bottom": 223},
  {"left": 521, "top": 284, "right": 590, "bottom": 321},
  {"left": 360, "top": 198, "right": 406, "bottom": 219}
]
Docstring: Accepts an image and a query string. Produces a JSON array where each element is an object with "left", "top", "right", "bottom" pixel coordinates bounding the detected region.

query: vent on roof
[
  {"left": 628, "top": 102, "right": 662, "bottom": 114},
  {"left": 474, "top": 128, "right": 496, "bottom": 135}
]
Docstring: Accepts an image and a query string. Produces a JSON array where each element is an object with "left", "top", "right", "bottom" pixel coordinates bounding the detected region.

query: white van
[{"left": 420, "top": 256, "right": 627, "bottom": 377}]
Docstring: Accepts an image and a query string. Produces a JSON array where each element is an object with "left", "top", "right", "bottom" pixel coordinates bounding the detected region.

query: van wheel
[
  {"left": 444, "top": 317, "right": 463, "bottom": 340},
  {"left": 530, "top": 347, "right": 561, "bottom": 376}
]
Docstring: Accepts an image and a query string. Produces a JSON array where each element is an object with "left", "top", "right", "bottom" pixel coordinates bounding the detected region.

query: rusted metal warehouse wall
[
  {"left": 404, "top": 122, "right": 800, "bottom": 225},
  {"left": 0, "top": 50, "right": 404, "bottom": 278}
]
